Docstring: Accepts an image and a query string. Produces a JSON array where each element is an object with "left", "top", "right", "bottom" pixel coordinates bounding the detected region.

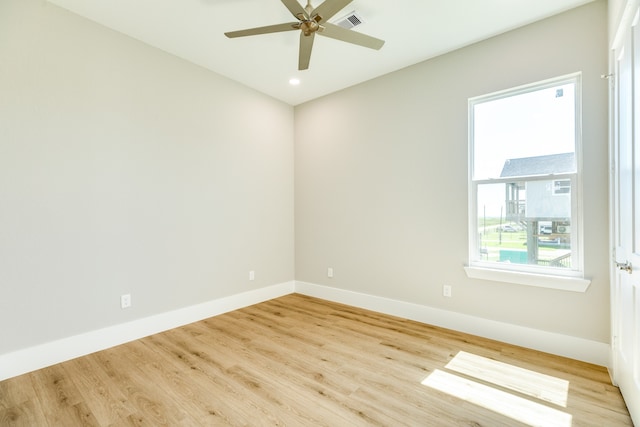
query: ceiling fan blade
[
  {"left": 311, "top": 0, "right": 353, "bottom": 23},
  {"left": 281, "top": 0, "right": 308, "bottom": 19},
  {"left": 225, "top": 22, "right": 299, "bottom": 38},
  {"left": 298, "top": 32, "right": 315, "bottom": 70},
  {"left": 318, "top": 23, "right": 384, "bottom": 49}
]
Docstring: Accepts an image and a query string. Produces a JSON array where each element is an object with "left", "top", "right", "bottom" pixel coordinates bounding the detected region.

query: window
[
  {"left": 552, "top": 179, "right": 571, "bottom": 195},
  {"left": 466, "top": 74, "right": 587, "bottom": 289}
]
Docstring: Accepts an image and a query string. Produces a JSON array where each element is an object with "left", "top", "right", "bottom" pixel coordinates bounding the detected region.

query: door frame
[{"left": 609, "top": 0, "right": 640, "bottom": 424}]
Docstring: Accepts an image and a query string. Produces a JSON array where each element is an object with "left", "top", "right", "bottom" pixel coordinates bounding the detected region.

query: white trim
[
  {"left": 612, "top": 0, "right": 640, "bottom": 51},
  {"left": 294, "top": 281, "right": 608, "bottom": 367},
  {"left": 0, "top": 281, "right": 295, "bottom": 381},
  {"left": 464, "top": 266, "right": 591, "bottom": 292},
  {"left": 1, "top": 279, "right": 608, "bottom": 381}
]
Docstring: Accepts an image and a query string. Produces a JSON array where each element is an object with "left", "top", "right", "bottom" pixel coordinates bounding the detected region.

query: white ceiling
[{"left": 47, "top": 0, "right": 595, "bottom": 106}]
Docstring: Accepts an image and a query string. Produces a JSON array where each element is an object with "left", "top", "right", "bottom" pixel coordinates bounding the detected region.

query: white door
[{"left": 612, "top": 3, "right": 640, "bottom": 425}]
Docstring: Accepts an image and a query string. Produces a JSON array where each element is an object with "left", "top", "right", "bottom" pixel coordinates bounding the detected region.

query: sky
[
  {"left": 472, "top": 82, "right": 576, "bottom": 181},
  {"left": 472, "top": 81, "right": 577, "bottom": 217}
]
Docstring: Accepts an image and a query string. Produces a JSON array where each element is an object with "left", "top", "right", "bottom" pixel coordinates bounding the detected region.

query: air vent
[{"left": 334, "top": 11, "right": 364, "bottom": 29}]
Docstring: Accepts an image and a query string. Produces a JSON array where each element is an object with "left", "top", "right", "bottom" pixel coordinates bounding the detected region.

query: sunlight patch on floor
[
  {"left": 445, "top": 351, "right": 569, "bottom": 407},
  {"left": 422, "top": 370, "right": 572, "bottom": 427},
  {"left": 421, "top": 351, "right": 573, "bottom": 427}
]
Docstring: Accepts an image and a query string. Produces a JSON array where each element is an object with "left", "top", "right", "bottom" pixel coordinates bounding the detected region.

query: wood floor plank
[
  {"left": 63, "top": 354, "right": 136, "bottom": 425},
  {"left": 0, "top": 398, "right": 50, "bottom": 427},
  {"left": 137, "top": 334, "right": 283, "bottom": 426},
  {"left": 88, "top": 347, "right": 187, "bottom": 426},
  {"left": 0, "top": 293, "right": 633, "bottom": 426},
  {"left": 147, "top": 329, "right": 316, "bottom": 426},
  {"left": 0, "top": 373, "right": 34, "bottom": 411}
]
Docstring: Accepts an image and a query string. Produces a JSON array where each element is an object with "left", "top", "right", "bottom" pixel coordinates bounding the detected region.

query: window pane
[
  {"left": 476, "top": 181, "right": 572, "bottom": 269},
  {"left": 473, "top": 83, "right": 576, "bottom": 180}
]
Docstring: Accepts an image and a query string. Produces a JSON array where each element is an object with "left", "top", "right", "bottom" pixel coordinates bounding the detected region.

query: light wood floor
[{"left": 0, "top": 294, "right": 633, "bottom": 426}]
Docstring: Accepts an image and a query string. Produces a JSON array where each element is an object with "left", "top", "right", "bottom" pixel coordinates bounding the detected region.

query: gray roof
[{"left": 500, "top": 152, "right": 575, "bottom": 177}]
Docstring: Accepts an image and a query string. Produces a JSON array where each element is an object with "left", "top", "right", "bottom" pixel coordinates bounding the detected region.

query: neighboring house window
[
  {"left": 467, "top": 74, "right": 583, "bottom": 282},
  {"left": 553, "top": 179, "right": 571, "bottom": 195}
]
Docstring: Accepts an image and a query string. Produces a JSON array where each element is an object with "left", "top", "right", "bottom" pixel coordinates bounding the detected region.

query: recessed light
[{"left": 289, "top": 78, "right": 300, "bottom": 86}]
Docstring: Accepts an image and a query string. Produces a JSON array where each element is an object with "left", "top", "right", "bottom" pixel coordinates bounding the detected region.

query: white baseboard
[
  {"left": 0, "top": 281, "right": 295, "bottom": 381},
  {"left": 1, "top": 279, "right": 610, "bottom": 381},
  {"left": 294, "top": 281, "right": 610, "bottom": 367}
]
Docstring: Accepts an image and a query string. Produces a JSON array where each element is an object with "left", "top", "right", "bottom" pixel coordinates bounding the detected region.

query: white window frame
[{"left": 465, "top": 73, "right": 590, "bottom": 292}]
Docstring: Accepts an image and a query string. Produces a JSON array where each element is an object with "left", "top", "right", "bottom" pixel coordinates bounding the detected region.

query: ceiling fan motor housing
[{"left": 300, "top": 20, "right": 320, "bottom": 36}]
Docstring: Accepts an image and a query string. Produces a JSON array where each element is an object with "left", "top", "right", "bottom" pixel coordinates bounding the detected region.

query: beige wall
[
  {"left": 0, "top": 0, "right": 294, "bottom": 353},
  {"left": 0, "top": 0, "right": 610, "bottom": 357},
  {"left": 295, "top": 1, "right": 609, "bottom": 343}
]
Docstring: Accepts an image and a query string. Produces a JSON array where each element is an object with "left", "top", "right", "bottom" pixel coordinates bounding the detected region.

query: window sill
[{"left": 464, "top": 266, "right": 591, "bottom": 292}]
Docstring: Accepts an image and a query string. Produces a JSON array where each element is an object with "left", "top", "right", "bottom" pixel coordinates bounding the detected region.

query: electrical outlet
[
  {"left": 327, "top": 267, "right": 334, "bottom": 278},
  {"left": 443, "top": 285, "right": 452, "bottom": 298},
  {"left": 121, "top": 294, "right": 132, "bottom": 309},
  {"left": 249, "top": 270, "right": 255, "bottom": 281}
]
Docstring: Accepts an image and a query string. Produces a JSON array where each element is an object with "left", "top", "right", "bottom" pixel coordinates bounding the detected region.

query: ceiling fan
[{"left": 224, "top": 0, "right": 384, "bottom": 70}]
